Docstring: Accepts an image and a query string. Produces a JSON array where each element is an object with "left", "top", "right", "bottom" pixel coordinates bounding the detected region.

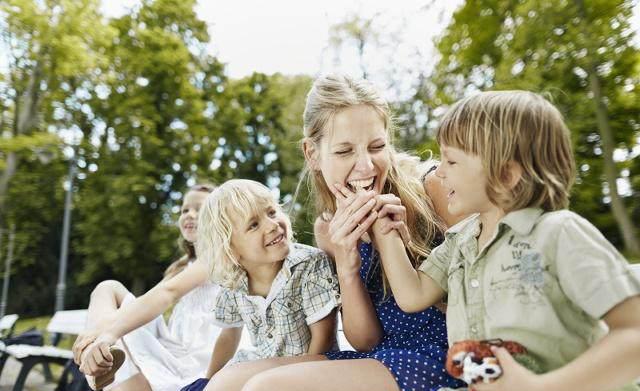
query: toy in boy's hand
[{"left": 445, "top": 339, "right": 527, "bottom": 385}]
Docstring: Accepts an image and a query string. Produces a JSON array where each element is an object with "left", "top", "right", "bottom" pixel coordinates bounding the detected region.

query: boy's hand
[
  {"left": 473, "top": 347, "right": 544, "bottom": 391},
  {"left": 372, "top": 194, "right": 410, "bottom": 245}
]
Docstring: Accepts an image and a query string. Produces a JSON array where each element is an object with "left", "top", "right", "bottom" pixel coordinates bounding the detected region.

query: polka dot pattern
[{"left": 325, "top": 243, "right": 464, "bottom": 391}]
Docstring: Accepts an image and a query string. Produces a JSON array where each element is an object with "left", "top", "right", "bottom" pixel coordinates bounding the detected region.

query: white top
[{"left": 108, "top": 280, "right": 226, "bottom": 391}]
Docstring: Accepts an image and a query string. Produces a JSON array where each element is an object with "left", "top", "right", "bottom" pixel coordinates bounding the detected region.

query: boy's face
[
  {"left": 435, "top": 145, "right": 496, "bottom": 218},
  {"left": 229, "top": 200, "right": 291, "bottom": 269}
]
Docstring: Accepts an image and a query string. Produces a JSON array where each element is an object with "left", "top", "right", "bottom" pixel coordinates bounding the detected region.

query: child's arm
[
  {"left": 372, "top": 222, "right": 445, "bottom": 312},
  {"left": 306, "top": 309, "right": 338, "bottom": 355},
  {"left": 78, "top": 260, "right": 208, "bottom": 375},
  {"left": 205, "top": 327, "right": 242, "bottom": 378},
  {"left": 476, "top": 295, "right": 640, "bottom": 391}
]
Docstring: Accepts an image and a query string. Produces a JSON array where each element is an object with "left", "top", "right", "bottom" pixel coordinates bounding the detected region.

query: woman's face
[
  {"left": 313, "top": 105, "right": 390, "bottom": 196},
  {"left": 178, "top": 190, "right": 209, "bottom": 243}
]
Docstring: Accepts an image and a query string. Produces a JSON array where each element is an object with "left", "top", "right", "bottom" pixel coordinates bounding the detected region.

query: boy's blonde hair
[
  {"left": 196, "top": 179, "right": 292, "bottom": 289},
  {"left": 298, "top": 74, "right": 444, "bottom": 296},
  {"left": 437, "top": 90, "right": 576, "bottom": 212}
]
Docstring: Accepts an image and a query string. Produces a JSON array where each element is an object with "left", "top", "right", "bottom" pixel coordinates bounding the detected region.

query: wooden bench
[
  {"left": 0, "top": 314, "right": 18, "bottom": 339},
  {"left": 631, "top": 263, "right": 640, "bottom": 279},
  {"left": 0, "top": 309, "right": 87, "bottom": 391}
]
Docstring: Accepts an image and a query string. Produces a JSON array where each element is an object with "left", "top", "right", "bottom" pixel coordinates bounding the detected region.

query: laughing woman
[{"left": 202, "top": 75, "right": 465, "bottom": 391}]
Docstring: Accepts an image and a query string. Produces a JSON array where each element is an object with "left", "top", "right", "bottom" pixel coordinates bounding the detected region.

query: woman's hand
[{"left": 328, "top": 184, "right": 378, "bottom": 277}]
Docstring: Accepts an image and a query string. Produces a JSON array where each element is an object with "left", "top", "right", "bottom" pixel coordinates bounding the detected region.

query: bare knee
[
  {"left": 91, "top": 280, "right": 130, "bottom": 304},
  {"left": 242, "top": 370, "right": 288, "bottom": 391},
  {"left": 205, "top": 366, "right": 241, "bottom": 391}
]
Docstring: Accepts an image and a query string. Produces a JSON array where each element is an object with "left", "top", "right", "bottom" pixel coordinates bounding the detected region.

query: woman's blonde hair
[
  {"left": 196, "top": 179, "right": 292, "bottom": 289},
  {"left": 297, "top": 74, "right": 443, "bottom": 296},
  {"left": 437, "top": 90, "right": 575, "bottom": 212},
  {"left": 164, "top": 183, "right": 216, "bottom": 280}
]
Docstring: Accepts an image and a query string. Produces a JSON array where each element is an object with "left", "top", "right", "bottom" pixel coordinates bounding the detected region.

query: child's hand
[
  {"left": 473, "top": 347, "right": 545, "bottom": 391},
  {"left": 72, "top": 329, "right": 100, "bottom": 365},
  {"left": 329, "top": 183, "right": 378, "bottom": 276},
  {"left": 78, "top": 334, "right": 118, "bottom": 376},
  {"left": 372, "top": 193, "right": 410, "bottom": 245}
]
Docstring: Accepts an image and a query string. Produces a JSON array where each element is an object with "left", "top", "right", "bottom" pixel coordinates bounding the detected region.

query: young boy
[{"left": 372, "top": 90, "right": 640, "bottom": 391}]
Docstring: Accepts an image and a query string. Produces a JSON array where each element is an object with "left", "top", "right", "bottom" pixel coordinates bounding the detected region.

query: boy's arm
[
  {"left": 372, "top": 224, "right": 445, "bottom": 313},
  {"left": 476, "top": 295, "right": 640, "bottom": 391},
  {"left": 205, "top": 327, "right": 242, "bottom": 378},
  {"left": 306, "top": 309, "right": 338, "bottom": 355}
]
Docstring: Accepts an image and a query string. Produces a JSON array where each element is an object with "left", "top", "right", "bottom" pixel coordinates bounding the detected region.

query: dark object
[
  {"left": 0, "top": 327, "right": 46, "bottom": 381},
  {"left": 180, "top": 378, "right": 210, "bottom": 391},
  {"left": 55, "top": 360, "right": 91, "bottom": 391},
  {"left": 2, "top": 328, "right": 43, "bottom": 347}
]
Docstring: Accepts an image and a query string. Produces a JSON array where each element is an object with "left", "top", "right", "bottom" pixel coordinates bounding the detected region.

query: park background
[{"left": 0, "top": 0, "right": 639, "bottom": 319}]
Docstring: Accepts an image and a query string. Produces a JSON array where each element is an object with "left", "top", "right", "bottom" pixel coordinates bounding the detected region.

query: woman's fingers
[
  {"left": 346, "top": 210, "right": 378, "bottom": 243},
  {"left": 331, "top": 198, "right": 376, "bottom": 240}
]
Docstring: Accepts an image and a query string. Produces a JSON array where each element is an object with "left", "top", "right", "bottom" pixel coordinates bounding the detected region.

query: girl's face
[
  {"left": 313, "top": 105, "right": 390, "bottom": 195},
  {"left": 435, "top": 145, "right": 496, "bottom": 218},
  {"left": 178, "top": 190, "right": 209, "bottom": 243},
  {"left": 229, "top": 199, "right": 291, "bottom": 269}
]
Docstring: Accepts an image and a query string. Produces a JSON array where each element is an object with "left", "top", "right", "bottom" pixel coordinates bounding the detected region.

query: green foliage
[{"left": 430, "top": 0, "right": 639, "bottom": 247}]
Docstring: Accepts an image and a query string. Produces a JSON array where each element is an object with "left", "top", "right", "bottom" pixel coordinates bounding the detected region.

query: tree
[
  {"left": 72, "top": 0, "right": 225, "bottom": 292},
  {"left": 0, "top": 0, "right": 112, "bottom": 228},
  {"left": 430, "top": 0, "right": 640, "bottom": 255}
]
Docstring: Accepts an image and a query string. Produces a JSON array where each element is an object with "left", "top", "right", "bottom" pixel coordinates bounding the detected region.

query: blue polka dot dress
[{"left": 325, "top": 243, "right": 464, "bottom": 391}]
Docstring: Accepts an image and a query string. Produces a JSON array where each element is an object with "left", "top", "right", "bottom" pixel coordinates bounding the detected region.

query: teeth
[
  {"left": 347, "top": 178, "right": 375, "bottom": 191},
  {"left": 267, "top": 234, "right": 283, "bottom": 246}
]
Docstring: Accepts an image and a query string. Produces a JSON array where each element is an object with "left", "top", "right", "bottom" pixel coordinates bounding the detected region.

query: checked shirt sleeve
[
  {"left": 301, "top": 252, "right": 341, "bottom": 325},
  {"left": 212, "top": 287, "right": 244, "bottom": 328}
]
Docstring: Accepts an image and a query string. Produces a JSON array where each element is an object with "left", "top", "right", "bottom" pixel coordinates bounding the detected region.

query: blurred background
[{"left": 0, "top": 0, "right": 638, "bottom": 317}]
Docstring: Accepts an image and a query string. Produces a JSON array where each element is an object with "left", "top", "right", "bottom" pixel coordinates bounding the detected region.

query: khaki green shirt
[{"left": 419, "top": 208, "right": 640, "bottom": 391}]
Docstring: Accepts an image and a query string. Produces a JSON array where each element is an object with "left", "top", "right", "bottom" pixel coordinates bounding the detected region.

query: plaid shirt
[{"left": 212, "top": 243, "right": 340, "bottom": 359}]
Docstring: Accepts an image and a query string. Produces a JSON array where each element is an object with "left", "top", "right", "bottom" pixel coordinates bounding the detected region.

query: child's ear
[
  {"left": 503, "top": 161, "right": 523, "bottom": 190},
  {"left": 302, "top": 138, "right": 320, "bottom": 170}
]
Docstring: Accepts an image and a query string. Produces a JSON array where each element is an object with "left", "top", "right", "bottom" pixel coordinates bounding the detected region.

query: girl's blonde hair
[
  {"left": 437, "top": 90, "right": 575, "bottom": 212},
  {"left": 197, "top": 179, "right": 292, "bottom": 289},
  {"left": 298, "top": 74, "right": 443, "bottom": 295},
  {"left": 164, "top": 183, "right": 216, "bottom": 280}
]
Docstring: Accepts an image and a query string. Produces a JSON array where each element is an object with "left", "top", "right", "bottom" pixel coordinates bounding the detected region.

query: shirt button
[
  {"left": 267, "top": 333, "right": 273, "bottom": 339},
  {"left": 470, "top": 279, "right": 480, "bottom": 288},
  {"left": 335, "top": 293, "right": 341, "bottom": 299},
  {"left": 470, "top": 326, "right": 478, "bottom": 334},
  {"left": 327, "top": 278, "right": 333, "bottom": 283}
]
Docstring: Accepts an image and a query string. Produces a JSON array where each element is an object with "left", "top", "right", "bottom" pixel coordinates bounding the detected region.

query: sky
[{"left": 101, "top": 0, "right": 465, "bottom": 79}]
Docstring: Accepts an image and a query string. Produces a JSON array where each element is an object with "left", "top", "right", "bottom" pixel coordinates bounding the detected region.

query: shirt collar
[
  {"left": 499, "top": 208, "right": 544, "bottom": 236},
  {"left": 281, "top": 243, "right": 307, "bottom": 278}
]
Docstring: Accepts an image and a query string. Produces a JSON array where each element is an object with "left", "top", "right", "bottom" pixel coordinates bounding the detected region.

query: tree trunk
[
  {"left": 574, "top": 0, "right": 640, "bottom": 256},
  {"left": 0, "top": 62, "right": 43, "bottom": 226},
  {"left": 587, "top": 69, "right": 640, "bottom": 256}
]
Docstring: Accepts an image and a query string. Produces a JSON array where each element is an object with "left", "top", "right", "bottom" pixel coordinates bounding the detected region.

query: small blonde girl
[{"left": 196, "top": 179, "right": 340, "bottom": 361}]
